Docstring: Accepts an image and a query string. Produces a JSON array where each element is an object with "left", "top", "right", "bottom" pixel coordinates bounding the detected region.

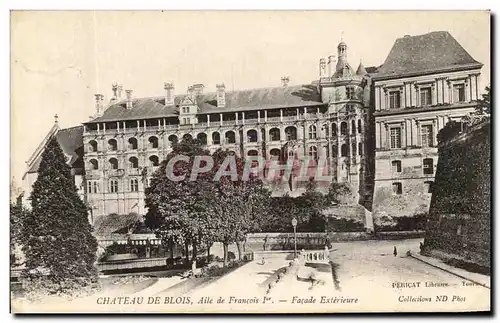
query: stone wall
[{"left": 423, "top": 121, "right": 490, "bottom": 268}]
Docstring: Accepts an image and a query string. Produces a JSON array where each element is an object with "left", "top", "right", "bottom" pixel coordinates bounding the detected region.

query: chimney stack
[
  {"left": 216, "top": 83, "right": 226, "bottom": 108},
  {"left": 164, "top": 82, "right": 175, "bottom": 106},
  {"left": 117, "top": 84, "right": 123, "bottom": 99},
  {"left": 95, "top": 93, "right": 104, "bottom": 115},
  {"left": 192, "top": 83, "right": 205, "bottom": 97},
  {"left": 125, "top": 90, "right": 133, "bottom": 109},
  {"left": 319, "top": 58, "right": 327, "bottom": 78},
  {"left": 328, "top": 55, "right": 336, "bottom": 77},
  {"left": 281, "top": 76, "right": 290, "bottom": 87}
]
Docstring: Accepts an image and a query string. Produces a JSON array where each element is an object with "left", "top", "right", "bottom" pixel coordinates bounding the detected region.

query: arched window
[
  {"left": 89, "top": 140, "right": 98, "bottom": 152},
  {"left": 340, "top": 122, "right": 348, "bottom": 135},
  {"left": 109, "top": 179, "right": 118, "bottom": 193},
  {"left": 87, "top": 180, "right": 99, "bottom": 193},
  {"left": 351, "top": 120, "right": 356, "bottom": 135},
  {"left": 149, "top": 155, "right": 159, "bottom": 167},
  {"left": 341, "top": 144, "right": 348, "bottom": 157},
  {"left": 89, "top": 159, "right": 99, "bottom": 170},
  {"left": 352, "top": 143, "right": 357, "bottom": 156},
  {"left": 183, "top": 133, "right": 193, "bottom": 141},
  {"left": 308, "top": 125, "right": 317, "bottom": 139},
  {"left": 309, "top": 146, "right": 318, "bottom": 160},
  {"left": 109, "top": 158, "right": 118, "bottom": 170},
  {"left": 358, "top": 119, "right": 362, "bottom": 133},
  {"left": 225, "top": 131, "right": 236, "bottom": 144},
  {"left": 332, "top": 123, "right": 337, "bottom": 136},
  {"left": 247, "top": 129, "right": 258, "bottom": 142},
  {"left": 285, "top": 126, "right": 297, "bottom": 141},
  {"left": 128, "top": 138, "right": 138, "bottom": 150},
  {"left": 269, "top": 128, "right": 280, "bottom": 141},
  {"left": 168, "top": 135, "right": 178, "bottom": 144},
  {"left": 358, "top": 142, "right": 363, "bottom": 156},
  {"left": 247, "top": 150, "right": 258, "bottom": 156},
  {"left": 130, "top": 178, "right": 139, "bottom": 192},
  {"left": 129, "top": 156, "right": 138, "bottom": 169},
  {"left": 108, "top": 139, "right": 117, "bottom": 151},
  {"left": 423, "top": 158, "right": 434, "bottom": 174},
  {"left": 332, "top": 145, "right": 337, "bottom": 157},
  {"left": 93, "top": 181, "right": 99, "bottom": 194},
  {"left": 148, "top": 136, "right": 159, "bottom": 149},
  {"left": 212, "top": 132, "right": 221, "bottom": 145},
  {"left": 269, "top": 148, "right": 281, "bottom": 160},
  {"left": 197, "top": 133, "right": 207, "bottom": 145}
]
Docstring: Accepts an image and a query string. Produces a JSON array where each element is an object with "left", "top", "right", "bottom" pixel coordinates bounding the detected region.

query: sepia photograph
[{"left": 9, "top": 10, "right": 491, "bottom": 314}]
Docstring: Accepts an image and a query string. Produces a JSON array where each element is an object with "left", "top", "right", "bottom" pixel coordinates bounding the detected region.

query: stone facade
[{"left": 22, "top": 31, "right": 485, "bottom": 228}]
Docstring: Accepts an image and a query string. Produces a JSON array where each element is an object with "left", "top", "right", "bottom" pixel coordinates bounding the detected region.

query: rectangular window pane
[
  {"left": 420, "top": 88, "right": 432, "bottom": 106},
  {"left": 389, "top": 91, "right": 400, "bottom": 109},
  {"left": 421, "top": 125, "right": 434, "bottom": 147},
  {"left": 453, "top": 84, "right": 465, "bottom": 103},
  {"left": 390, "top": 127, "right": 402, "bottom": 149}
]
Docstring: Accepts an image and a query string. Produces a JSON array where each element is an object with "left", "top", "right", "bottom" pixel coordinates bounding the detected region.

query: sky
[{"left": 10, "top": 10, "right": 490, "bottom": 184}]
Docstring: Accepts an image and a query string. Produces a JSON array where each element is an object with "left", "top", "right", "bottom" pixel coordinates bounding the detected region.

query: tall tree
[
  {"left": 21, "top": 138, "right": 97, "bottom": 289},
  {"left": 144, "top": 138, "right": 217, "bottom": 263}
]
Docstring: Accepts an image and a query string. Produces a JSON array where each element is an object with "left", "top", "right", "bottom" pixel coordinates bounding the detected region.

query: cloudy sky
[{"left": 10, "top": 10, "right": 490, "bottom": 183}]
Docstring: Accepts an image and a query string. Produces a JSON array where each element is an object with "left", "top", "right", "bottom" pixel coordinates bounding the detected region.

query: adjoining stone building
[
  {"left": 20, "top": 31, "right": 485, "bottom": 230},
  {"left": 369, "top": 31, "right": 483, "bottom": 225}
]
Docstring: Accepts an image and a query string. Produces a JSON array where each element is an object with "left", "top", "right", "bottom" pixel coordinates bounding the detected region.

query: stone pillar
[
  {"left": 296, "top": 108, "right": 300, "bottom": 119},
  {"left": 297, "top": 124, "right": 304, "bottom": 140},
  {"left": 103, "top": 123, "right": 106, "bottom": 134},
  {"left": 242, "top": 112, "right": 245, "bottom": 125},
  {"left": 207, "top": 115, "right": 210, "bottom": 127},
  {"left": 382, "top": 87, "right": 387, "bottom": 110},
  {"left": 235, "top": 130, "right": 241, "bottom": 145},
  {"left": 401, "top": 86, "right": 406, "bottom": 108},
  {"left": 264, "top": 110, "right": 268, "bottom": 122},
  {"left": 410, "top": 83, "right": 416, "bottom": 107},
  {"left": 465, "top": 78, "right": 471, "bottom": 102},
  {"left": 415, "top": 120, "right": 421, "bottom": 147},
  {"left": 303, "top": 107, "right": 307, "bottom": 119},
  {"left": 384, "top": 123, "right": 389, "bottom": 149},
  {"left": 446, "top": 80, "right": 452, "bottom": 103},
  {"left": 235, "top": 112, "right": 238, "bottom": 125},
  {"left": 257, "top": 128, "right": 263, "bottom": 142},
  {"left": 405, "top": 83, "right": 411, "bottom": 107},
  {"left": 280, "top": 109, "right": 283, "bottom": 122},
  {"left": 257, "top": 111, "right": 261, "bottom": 123},
  {"left": 207, "top": 131, "right": 213, "bottom": 145},
  {"left": 220, "top": 113, "right": 223, "bottom": 126},
  {"left": 432, "top": 78, "right": 443, "bottom": 105}
]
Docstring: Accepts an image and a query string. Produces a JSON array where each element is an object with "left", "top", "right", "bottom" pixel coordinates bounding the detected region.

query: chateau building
[{"left": 22, "top": 31, "right": 483, "bottom": 226}]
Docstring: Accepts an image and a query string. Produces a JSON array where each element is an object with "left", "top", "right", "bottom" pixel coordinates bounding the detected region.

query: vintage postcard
[{"left": 10, "top": 10, "right": 491, "bottom": 314}]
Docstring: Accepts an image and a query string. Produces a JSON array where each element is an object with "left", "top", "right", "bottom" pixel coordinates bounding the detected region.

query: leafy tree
[
  {"left": 144, "top": 138, "right": 218, "bottom": 263},
  {"left": 21, "top": 138, "right": 97, "bottom": 290},
  {"left": 475, "top": 85, "right": 491, "bottom": 116},
  {"left": 437, "top": 120, "right": 463, "bottom": 144},
  {"left": 208, "top": 149, "right": 271, "bottom": 265},
  {"left": 297, "top": 180, "right": 327, "bottom": 232}
]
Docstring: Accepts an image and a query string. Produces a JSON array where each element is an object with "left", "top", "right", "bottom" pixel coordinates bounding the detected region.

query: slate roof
[
  {"left": 375, "top": 31, "right": 482, "bottom": 78},
  {"left": 88, "top": 84, "right": 323, "bottom": 123},
  {"left": 25, "top": 125, "right": 84, "bottom": 174}
]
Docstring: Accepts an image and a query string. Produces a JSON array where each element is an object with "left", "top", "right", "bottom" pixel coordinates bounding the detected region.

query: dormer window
[{"left": 181, "top": 106, "right": 190, "bottom": 113}]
